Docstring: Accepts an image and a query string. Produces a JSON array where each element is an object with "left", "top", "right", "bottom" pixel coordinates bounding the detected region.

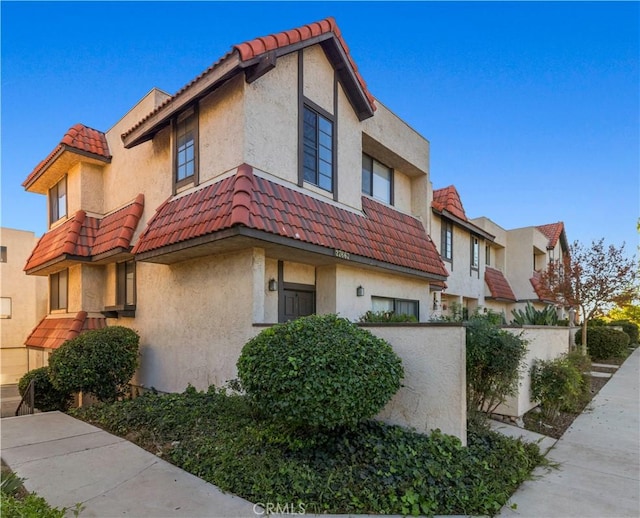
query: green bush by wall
[
  {"left": 237, "top": 314, "right": 404, "bottom": 429},
  {"left": 17, "top": 367, "right": 73, "bottom": 412},
  {"left": 48, "top": 326, "right": 140, "bottom": 402}
]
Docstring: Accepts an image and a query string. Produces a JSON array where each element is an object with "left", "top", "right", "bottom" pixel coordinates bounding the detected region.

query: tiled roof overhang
[
  {"left": 133, "top": 164, "right": 448, "bottom": 281},
  {"left": 24, "top": 194, "right": 144, "bottom": 275},
  {"left": 23, "top": 124, "right": 111, "bottom": 192},
  {"left": 25, "top": 312, "right": 107, "bottom": 349},
  {"left": 485, "top": 267, "right": 517, "bottom": 302},
  {"left": 121, "top": 17, "right": 376, "bottom": 149},
  {"left": 536, "top": 222, "right": 568, "bottom": 251},
  {"left": 530, "top": 272, "right": 557, "bottom": 304},
  {"left": 432, "top": 185, "right": 495, "bottom": 241}
]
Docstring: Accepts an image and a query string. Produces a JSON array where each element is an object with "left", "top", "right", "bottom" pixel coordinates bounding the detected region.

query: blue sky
[{"left": 2, "top": 1, "right": 638, "bottom": 255}]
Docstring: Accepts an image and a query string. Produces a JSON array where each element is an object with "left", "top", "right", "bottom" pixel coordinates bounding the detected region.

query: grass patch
[{"left": 72, "top": 386, "right": 543, "bottom": 517}]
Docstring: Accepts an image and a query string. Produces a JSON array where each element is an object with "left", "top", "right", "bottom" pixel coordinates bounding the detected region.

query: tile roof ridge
[
  {"left": 68, "top": 311, "right": 88, "bottom": 341},
  {"left": 230, "top": 164, "right": 255, "bottom": 227},
  {"left": 62, "top": 210, "right": 87, "bottom": 255}
]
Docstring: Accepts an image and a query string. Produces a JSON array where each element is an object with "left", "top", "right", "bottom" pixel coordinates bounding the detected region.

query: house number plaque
[{"left": 334, "top": 249, "right": 350, "bottom": 260}]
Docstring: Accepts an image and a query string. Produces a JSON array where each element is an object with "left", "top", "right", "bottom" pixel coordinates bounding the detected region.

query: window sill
[{"left": 102, "top": 305, "right": 136, "bottom": 318}]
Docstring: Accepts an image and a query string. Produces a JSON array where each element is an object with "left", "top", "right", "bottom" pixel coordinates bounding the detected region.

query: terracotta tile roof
[
  {"left": 92, "top": 194, "right": 145, "bottom": 256},
  {"left": 432, "top": 185, "right": 467, "bottom": 221},
  {"left": 536, "top": 222, "right": 565, "bottom": 249},
  {"left": 485, "top": 267, "right": 517, "bottom": 302},
  {"left": 234, "top": 17, "right": 375, "bottom": 108},
  {"left": 530, "top": 272, "right": 556, "bottom": 303},
  {"left": 133, "top": 165, "right": 448, "bottom": 279},
  {"left": 25, "top": 312, "right": 107, "bottom": 349},
  {"left": 23, "top": 124, "right": 111, "bottom": 187},
  {"left": 25, "top": 195, "right": 144, "bottom": 273},
  {"left": 121, "top": 17, "right": 375, "bottom": 144}
]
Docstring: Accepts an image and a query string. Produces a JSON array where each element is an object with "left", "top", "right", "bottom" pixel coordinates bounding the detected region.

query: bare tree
[{"left": 540, "top": 239, "right": 638, "bottom": 355}]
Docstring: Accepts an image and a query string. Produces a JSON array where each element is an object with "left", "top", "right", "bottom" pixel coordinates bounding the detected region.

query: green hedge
[
  {"left": 530, "top": 356, "right": 583, "bottom": 420},
  {"left": 49, "top": 326, "right": 140, "bottom": 402},
  {"left": 575, "top": 326, "right": 629, "bottom": 360},
  {"left": 608, "top": 320, "right": 639, "bottom": 345},
  {"left": 17, "top": 367, "right": 73, "bottom": 412},
  {"left": 237, "top": 314, "right": 403, "bottom": 429}
]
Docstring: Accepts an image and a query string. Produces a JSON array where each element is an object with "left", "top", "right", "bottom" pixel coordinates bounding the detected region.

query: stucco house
[
  {"left": 429, "top": 184, "right": 570, "bottom": 321},
  {"left": 0, "top": 228, "right": 48, "bottom": 383},
  {"left": 22, "top": 18, "right": 450, "bottom": 394}
]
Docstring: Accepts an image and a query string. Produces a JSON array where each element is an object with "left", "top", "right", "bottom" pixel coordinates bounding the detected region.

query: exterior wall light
[
  {"left": 356, "top": 286, "right": 364, "bottom": 297},
  {"left": 268, "top": 278, "right": 277, "bottom": 291}
]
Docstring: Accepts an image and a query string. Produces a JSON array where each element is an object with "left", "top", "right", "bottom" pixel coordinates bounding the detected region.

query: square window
[{"left": 362, "top": 154, "right": 393, "bottom": 204}]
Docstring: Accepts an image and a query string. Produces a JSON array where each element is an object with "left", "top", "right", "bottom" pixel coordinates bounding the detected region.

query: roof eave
[
  {"left": 122, "top": 52, "right": 244, "bottom": 149},
  {"left": 434, "top": 208, "right": 495, "bottom": 241},
  {"left": 23, "top": 145, "right": 111, "bottom": 192}
]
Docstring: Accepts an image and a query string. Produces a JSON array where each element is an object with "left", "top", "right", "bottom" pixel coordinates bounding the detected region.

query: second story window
[
  {"left": 441, "top": 221, "right": 453, "bottom": 261},
  {"left": 485, "top": 245, "right": 491, "bottom": 266},
  {"left": 174, "top": 108, "right": 198, "bottom": 189},
  {"left": 362, "top": 154, "right": 393, "bottom": 204},
  {"left": 50, "top": 269, "right": 68, "bottom": 311},
  {"left": 471, "top": 237, "right": 479, "bottom": 269},
  {"left": 49, "top": 176, "right": 67, "bottom": 225},
  {"left": 302, "top": 105, "right": 333, "bottom": 192},
  {"left": 116, "top": 260, "right": 136, "bottom": 308},
  {"left": 0, "top": 246, "right": 6, "bottom": 263}
]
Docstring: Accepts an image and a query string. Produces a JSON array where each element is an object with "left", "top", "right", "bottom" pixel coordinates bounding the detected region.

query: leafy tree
[
  {"left": 605, "top": 303, "right": 640, "bottom": 330},
  {"left": 539, "top": 239, "right": 637, "bottom": 355}
]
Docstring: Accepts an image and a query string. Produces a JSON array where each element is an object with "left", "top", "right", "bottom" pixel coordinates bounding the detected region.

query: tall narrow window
[
  {"left": 441, "top": 221, "right": 453, "bottom": 261},
  {"left": 0, "top": 246, "right": 6, "bottom": 263},
  {"left": 362, "top": 154, "right": 393, "bottom": 204},
  {"left": 175, "top": 109, "right": 198, "bottom": 188},
  {"left": 49, "top": 177, "right": 67, "bottom": 224},
  {"left": 50, "top": 269, "right": 68, "bottom": 311},
  {"left": 471, "top": 237, "right": 479, "bottom": 269},
  {"left": 302, "top": 105, "right": 333, "bottom": 192},
  {"left": 117, "top": 260, "right": 136, "bottom": 308},
  {"left": 485, "top": 245, "right": 491, "bottom": 266},
  {"left": 0, "top": 298, "right": 11, "bottom": 318}
]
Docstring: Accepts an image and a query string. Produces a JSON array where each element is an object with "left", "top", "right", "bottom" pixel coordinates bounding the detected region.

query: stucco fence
[
  {"left": 492, "top": 325, "right": 573, "bottom": 419},
  {"left": 360, "top": 324, "right": 467, "bottom": 445}
]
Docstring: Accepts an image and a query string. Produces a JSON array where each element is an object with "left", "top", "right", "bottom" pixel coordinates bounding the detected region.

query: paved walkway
[
  {"left": 499, "top": 346, "right": 640, "bottom": 517},
  {"left": 1, "top": 348, "right": 638, "bottom": 517}
]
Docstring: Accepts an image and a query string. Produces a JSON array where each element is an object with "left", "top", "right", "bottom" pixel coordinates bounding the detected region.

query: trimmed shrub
[
  {"left": 466, "top": 316, "right": 528, "bottom": 415},
  {"left": 530, "top": 356, "right": 583, "bottom": 421},
  {"left": 49, "top": 326, "right": 140, "bottom": 402},
  {"left": 17, "top": 367, "right": 73, "bottom": 412},
  {"left": 608, "top": 320, "right": 639, "bottom": 345},
  {"left": 575, "top": 326, "right": 629, "bottom": 360},
  {"left": 237, "top": 314, "right": 404, "bottom": 429}
]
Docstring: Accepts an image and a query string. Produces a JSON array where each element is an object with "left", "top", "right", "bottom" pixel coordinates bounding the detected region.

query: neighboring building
[
  {"left": 22, "top": 18, "right": 449, "bottom": 394},
  {"left": 430, "top": 185, "right": 495, "bottom": 318},
  {"left": 429, "top": 183, "right": 571, "bottom": 321},
  {"left": 0, "top": 228, "right": 47, "bottom": 383}
]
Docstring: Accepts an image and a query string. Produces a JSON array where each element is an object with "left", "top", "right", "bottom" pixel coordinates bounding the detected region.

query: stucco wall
[
  {"left": 0, "top": 228, "right": 48, "bottom": 383},
  {"left": 494, "top": 326, "right": 571, "bottom": 417},
  {"left": 505, "top": 227, "right": 548, "bottom": 300},
  {"left": 367, "top": 324, "right": 467, "bottom": 444},
  {"left": 131, "top": 248, "right": 263, "bottom": 393}
]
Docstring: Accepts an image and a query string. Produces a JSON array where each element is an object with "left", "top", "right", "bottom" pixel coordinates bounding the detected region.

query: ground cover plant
[{"left": 72, "top": 387, "right": 543, "bottom": 517}]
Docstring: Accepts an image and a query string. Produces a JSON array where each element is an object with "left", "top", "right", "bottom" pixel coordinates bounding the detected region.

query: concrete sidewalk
[
  {"left": 1, "top": 412, "right": 258, "bottom": 517},
  {"left": 499, "top": 346, "right": 640, "bottom": 518}
]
